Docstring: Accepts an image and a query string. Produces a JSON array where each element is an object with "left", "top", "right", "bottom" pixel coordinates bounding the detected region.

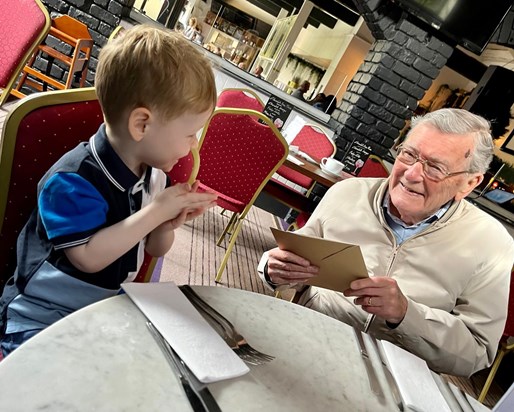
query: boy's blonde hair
[{"left": 95, "top": 25, "right": 217, "bottom": 127}]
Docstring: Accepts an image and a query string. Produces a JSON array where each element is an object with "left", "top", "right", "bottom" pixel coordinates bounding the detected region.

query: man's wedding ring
[{"left": 367, "top": 297, "right": 373, "bottom": 306}]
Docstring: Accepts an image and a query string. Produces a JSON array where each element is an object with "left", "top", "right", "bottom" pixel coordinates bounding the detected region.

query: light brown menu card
[{"left": 271, "top": 227, "right": 368, "bottom": 292}]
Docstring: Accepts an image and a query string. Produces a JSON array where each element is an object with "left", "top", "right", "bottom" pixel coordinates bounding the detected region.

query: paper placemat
[{"left": 123, "top": 282, "right": 249, "bottom": 383}]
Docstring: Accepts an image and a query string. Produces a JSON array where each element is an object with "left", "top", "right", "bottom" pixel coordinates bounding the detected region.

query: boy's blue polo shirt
[{"left": 1, "top": 124, "right": 168, "bottom": 334}]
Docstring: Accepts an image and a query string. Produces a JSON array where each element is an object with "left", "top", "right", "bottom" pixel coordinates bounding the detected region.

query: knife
[
  {"left": 147, "top": 322, "right": 222, "bottom": 412},
  {"left": 352, "top": 327, "right": 384, "bottom": 398},
  {"left": 369, "top": 335, "right": 404, "bottom": 411}
]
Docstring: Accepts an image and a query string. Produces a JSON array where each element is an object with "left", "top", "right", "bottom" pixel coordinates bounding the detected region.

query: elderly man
[
  {"left": 258, "top": 108, "right": 514, "bottom": 377},
  {"left": 291, "top": 80, "right": 310, "bottom": 101}
]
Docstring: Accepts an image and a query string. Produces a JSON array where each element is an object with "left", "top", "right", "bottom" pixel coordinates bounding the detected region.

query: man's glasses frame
[{"left": 396, "top": 145, "right": 472, "bottom": 182}]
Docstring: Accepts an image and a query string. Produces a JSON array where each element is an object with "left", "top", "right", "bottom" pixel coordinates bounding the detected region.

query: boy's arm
[{"left": 64, "top": 184, "right": 216, "bottom": 273}]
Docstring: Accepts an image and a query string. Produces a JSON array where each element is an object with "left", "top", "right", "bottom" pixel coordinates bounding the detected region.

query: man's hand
[
  {"left": 343, "top": 277, "right": 408, "bottom": 324},
  {"left": 267, "top": 247, "right": 319, "bottom": 285}
]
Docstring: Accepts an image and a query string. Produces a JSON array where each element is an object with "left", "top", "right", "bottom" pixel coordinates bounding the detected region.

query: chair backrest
[
  {"left": 358, "top": 154, "right": 390, "bottom": 178},
  {"left": 0, "top": 0, "right": 51, "bottom": 105},
  {"left": 166, "top": 147, "right": 200, "bottom": 186},
  {"left": 0, "top": 88, "right": 103, "bottom": 287},
  {"left": 276, "top": 124, "right": 336, "bottom": 190},
  {"left": 217, "top": 88, "right": 265, "bottom": 112},
  {"left": 197, "top": 107, "right": 288, "bottom": 216}
]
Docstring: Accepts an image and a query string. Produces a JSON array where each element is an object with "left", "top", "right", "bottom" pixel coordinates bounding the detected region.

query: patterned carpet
[{"left": 159, "top": 205, "right": 277, "bottom": 296}]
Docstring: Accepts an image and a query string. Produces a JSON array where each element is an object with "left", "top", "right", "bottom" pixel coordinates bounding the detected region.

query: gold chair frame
[
  {"left": 217, "top": 87, "right": 266, "bottom": 108},
  {"left": 197, "top": 107, "right": 288, "bottom": 283},
  {"left": 0, "top": 0, "right": 51, "bottom": 106}
]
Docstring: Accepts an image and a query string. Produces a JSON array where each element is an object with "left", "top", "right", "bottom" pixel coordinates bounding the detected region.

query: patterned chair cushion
[
  {"left": 197, "top": 111, "right": 286, "bottom": 213},
  {"left": 276, "top": 125, "right": 335, "bottom": 190},
  {"left": 0, "top": 100, "right": 103, "bottom": 282},
  {"left": 217, "top": 89, "right": 264, "bottom": 112},
  {"left": 0, "top": 0, "right": 48, "bottom": 87}
]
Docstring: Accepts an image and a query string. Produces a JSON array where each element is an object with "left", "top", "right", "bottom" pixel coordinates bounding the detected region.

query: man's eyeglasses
[{"left": 396, "top": 145, "right": 472, "bottom": 182}]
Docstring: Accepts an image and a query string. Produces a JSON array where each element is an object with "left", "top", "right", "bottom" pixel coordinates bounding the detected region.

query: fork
[{"left": 180, "top": 285, "right": 275, "bottom": 365}]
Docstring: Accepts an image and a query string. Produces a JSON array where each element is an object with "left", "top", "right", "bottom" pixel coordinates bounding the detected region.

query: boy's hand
[{"left": 153, "top": 181, "right": 217, "bottom": 225}]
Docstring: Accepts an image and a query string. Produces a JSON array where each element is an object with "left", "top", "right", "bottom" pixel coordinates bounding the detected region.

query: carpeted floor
[{"left": 159, "top": 205, "right": 277, "bottom": 296}]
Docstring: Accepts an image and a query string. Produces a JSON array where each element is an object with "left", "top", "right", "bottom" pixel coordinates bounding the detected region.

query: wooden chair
[
  {"left": 12, "top": 15, "right": 93, "bottom": 97},
  {"left": 0, "top": 0, "right": 51, "bottom": 106},
  {"left": 196, "top": 107, "right": 288, "bottom": 283}
]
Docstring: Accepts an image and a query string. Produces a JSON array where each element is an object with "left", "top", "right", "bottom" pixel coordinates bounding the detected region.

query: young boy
[{"left": 0, "top": 25, "right": 218, "bottom": 356}]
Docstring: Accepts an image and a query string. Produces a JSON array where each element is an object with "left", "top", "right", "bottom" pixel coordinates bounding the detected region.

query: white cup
[{"left": 321, "top": 157, "right": 344, "bottom": 175}]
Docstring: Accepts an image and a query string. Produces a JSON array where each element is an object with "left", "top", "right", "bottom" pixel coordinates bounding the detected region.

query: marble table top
[{"left": 0, "top": 286, "right": 490, "bottom": 411}]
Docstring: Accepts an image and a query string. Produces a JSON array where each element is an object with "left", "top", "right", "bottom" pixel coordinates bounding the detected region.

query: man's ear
[
  {"left": 455, "top": 173, "right": 484, "bottom": 201},
  {"left": 128, "top": 107, "right": 152, "bottom": 142}
]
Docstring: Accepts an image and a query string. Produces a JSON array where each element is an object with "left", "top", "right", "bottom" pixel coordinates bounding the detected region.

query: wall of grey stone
[
  {"left": 39, "top": 0, "right": 135, "bottom": 86},
  {"left": 330, "top": 0, "right": 454, "bottom": 159}
]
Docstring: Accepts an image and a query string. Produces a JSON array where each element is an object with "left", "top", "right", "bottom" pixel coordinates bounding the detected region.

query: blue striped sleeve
[{"left": 39, "top": 173, "right": 108, "bottom": 241}]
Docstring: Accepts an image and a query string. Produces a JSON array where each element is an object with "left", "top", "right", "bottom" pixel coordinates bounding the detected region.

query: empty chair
[
  {"left": 0, "top": 0, "right": 50, "bottom": 106},
  {"left": 12, "top": 15, "right": 93, "bottom": 97},
  {"left": 217, "top": 88, "right": 265, "bottom": 112},
  {"left": 358, "top": 154, "right": 391, "bottom": 178},
  {"left": 275, "top": 124, "right": 336, "bottom": 194},
  {"left": 196, "top": 107, "right": 288, "bottom": 283}
]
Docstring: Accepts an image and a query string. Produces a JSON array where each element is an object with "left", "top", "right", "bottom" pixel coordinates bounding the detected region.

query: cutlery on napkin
[
  {"left": 379, "top": 340, "right": 451, "bottom": 412},
  {"left": 122, "top": 281, "right": 249, "bottom": 383}
]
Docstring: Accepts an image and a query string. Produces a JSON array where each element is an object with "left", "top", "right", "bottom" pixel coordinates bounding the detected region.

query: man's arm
[{"left": 383, "top": 248, "right": 512, "bottom": 377}]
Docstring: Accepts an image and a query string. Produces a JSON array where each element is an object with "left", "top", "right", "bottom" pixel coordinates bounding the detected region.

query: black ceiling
[{"left": 246, "top": 0, "right": 360, "bottom": 29}]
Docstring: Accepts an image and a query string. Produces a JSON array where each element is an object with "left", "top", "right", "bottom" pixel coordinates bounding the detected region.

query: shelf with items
[{"left": 203, "top": 11, "right": 264, "bottom": 70}]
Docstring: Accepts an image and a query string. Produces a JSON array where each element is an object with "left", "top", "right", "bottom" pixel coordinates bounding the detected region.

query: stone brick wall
[
  {"left": 330, "top": 0, "right": 454, "bottom": 160},
  {"left": 40, "top": 0, "right": 135, "bottom": 86}
]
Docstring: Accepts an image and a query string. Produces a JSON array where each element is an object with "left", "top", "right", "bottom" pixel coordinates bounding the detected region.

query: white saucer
[{"left": 319, "top": 164, "right": 342, "bottom": 178}]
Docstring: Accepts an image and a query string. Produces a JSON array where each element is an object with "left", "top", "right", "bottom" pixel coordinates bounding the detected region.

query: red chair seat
[{"left": 198, "top": 183, "right": 245, "bottom": 213}]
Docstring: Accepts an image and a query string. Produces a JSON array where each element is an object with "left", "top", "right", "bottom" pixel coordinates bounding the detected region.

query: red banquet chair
[
  {"left": 357, "top": 154, "right": 391, "bottom": 178},
  {"left": 478, "top": 267, "right": 514, "bottom": 403},
  {"left": 216, "top": 88, "right": 265, "bottom": 112},
  {"left": 196, "top": 107, "right": 288, "bottom": 283},
  {"left": 0, "top": 0, "right": 51, "bottom": 106},
  {"left": 0, "top": 88, "right": 194, "bottom": 290},
  {"left": 274, "top": 124, "right": 336, "bottom": 195}
]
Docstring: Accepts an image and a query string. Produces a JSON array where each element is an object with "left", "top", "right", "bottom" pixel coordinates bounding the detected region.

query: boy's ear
[{"left": 128, "top": 107, "right": 152, "bottom": 142}]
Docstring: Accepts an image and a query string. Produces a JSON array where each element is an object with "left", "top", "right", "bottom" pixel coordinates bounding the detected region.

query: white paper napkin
[
  {"left": 122, "top": 282, "right": 249, "bottom": 383},
  {"left": 286, "top": 154, "right": 304, "bottom": 165},
  {"left": 380, "top": 340, "right": 451, "bottom": 412}
]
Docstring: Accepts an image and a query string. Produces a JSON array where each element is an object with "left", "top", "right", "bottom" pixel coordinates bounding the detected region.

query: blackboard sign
[
  {"left": 342, "top": 138, "right": 372, "bottom": 176},
  {"left": 261, "top": 95, "right": 293, "bottom": 130}
]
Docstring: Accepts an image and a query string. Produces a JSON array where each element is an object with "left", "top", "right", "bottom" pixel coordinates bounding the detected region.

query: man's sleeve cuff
[{"left": 257, "top": 251, "right": 277, "bottom": 291}]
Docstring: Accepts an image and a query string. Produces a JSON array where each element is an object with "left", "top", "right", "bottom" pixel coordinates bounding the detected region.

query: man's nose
[{"left": 404, "top": 160, "right": 424, "bottom": 179}]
